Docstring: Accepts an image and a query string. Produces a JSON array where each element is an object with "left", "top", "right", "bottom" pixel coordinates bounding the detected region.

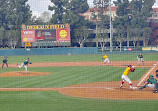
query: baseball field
[{"left": 0, "top": 53, "right": 158, "bottom": 111}]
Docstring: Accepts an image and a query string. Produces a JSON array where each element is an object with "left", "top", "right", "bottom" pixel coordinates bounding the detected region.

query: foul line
[
  {"left": 0, "top": 87, "right": 119, "bottom": 91},
  {"left": 137, "top": 62, "right": 158, "bottom": 86},
  {"left": 63, "top": 86, "right": 117, "bottom": 91}
]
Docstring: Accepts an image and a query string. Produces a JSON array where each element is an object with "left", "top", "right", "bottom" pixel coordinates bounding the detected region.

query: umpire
[
  {"left": 2, "top": 56, "right": 8, "bottom": 68},
  {"left": 156, "top": 70, "right": 158, "bottom": 78},
  {"left": 154, "top": 70, "right": 158, "bottom": 93},
  {"left": 137, "top": 53, "right": 144, "bottom": 65}
]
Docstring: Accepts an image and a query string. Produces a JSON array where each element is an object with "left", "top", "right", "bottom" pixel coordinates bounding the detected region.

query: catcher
[
  {"left": 138, "top": 74, "right": 158, "bottom": 93},
  {"left": 17, "top": 58, "right": 32, "bottom": 74},
  {"left": 120, "top": 65, "right": 135, "bottom": 89},
  {"left": 2, "top": 56, "right": 8, "bottom": 68}
]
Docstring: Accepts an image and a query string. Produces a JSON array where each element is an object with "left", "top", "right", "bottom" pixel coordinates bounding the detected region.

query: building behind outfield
[{"left": 77, "top": 6, "right": 158, "bottom": 47}]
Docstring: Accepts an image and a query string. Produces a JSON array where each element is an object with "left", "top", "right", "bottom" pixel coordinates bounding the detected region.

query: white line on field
[
  {"left": 137, "top": 62, "right": 158, "bottom": 86},
  {"left": 63, "top": 87, "right": 117, "bottom": 90}
]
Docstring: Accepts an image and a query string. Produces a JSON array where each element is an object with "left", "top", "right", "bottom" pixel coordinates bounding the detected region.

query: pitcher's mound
[{"left": 0, "top": 71, "right": 51, "bottom": 77}]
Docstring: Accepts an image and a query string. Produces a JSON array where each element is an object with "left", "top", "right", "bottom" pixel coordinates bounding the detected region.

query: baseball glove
[
  {"left": 29, "top": 62, "right": 32, "bottom": 64},
  {"left": 130, "top": 68, "right": 135, "bottom": 72}
]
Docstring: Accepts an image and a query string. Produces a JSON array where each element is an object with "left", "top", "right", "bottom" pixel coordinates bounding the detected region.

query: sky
[{"left": 27, "top": 0, "right": 158, "bottom": 17}]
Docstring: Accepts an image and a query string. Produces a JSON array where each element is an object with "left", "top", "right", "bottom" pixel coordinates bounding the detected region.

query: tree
[
  {"left": 113, "top": 0, "right": 155, "bottom": 48},
  {"left": 5, "top": 0, "right": 32, "bottom": 30},
  {"left": 114, "top": 0, "right": 130, "bottom": 17},
  {"left": 114, "top": 15, "right": 132, "bottom": 47},
  {"left": 48, "top": 0, "right": 67, "bottom": 24},
  {"left": 0, "top": 0, "right": 9, "bottom": 28},
  {"left": 114, "top": 25, "right": 126, "bottom": 52},
  {"left": 90, "top": 9, "right": 99, "bottom": 47},
  {"left": 48, "top": 0, "right": 91, "bottom": 46},
  {"left": 0, "top": 0, "right": 32, "bottom": 48},
  {"left": 129, "top": 0, "right": 155, "bottom": 46},
  {"left": 39, "top": 11, "right": 51, "bottom": 23},
  {"left": 69, "top": 0, "right": 89, "bottom": 14},
  {"left": 92, "top": 0, "right": 110, "bottom": 48},
  {"left": 74, "top": 26, "right": 92, "bottom": 47},
  {"left": 0, "top": 27, "right": 5, "bottom": 46},
  {"left": 114, "top": 0, "right": 132, "bottom": 47},
  {"left": 130, "top": 0, "right": 155, "bottom": 21},
  {"left": 6, "top": 30, "right": 20, "bottom": 49},
  {"left": 30, "top": 15, "right": 44, "bottom": 25},
  {"left": 96, "top": 24, "right": 109, "bottom": 51},
  {"left": 48, "top": 0, "right": 89, "bottom": 25},
  {"left": 130, "top": 28, "right": 142, "bottom": 48},
  {"left": 143, "top": 27, "right": 152, "bottom": 46}
]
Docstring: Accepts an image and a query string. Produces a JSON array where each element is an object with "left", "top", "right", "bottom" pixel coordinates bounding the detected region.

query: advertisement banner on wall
[
  {"left": 56, "top": 29, "right": 70, "bottom": 41},
  {"left": 142, "top": 47, "right": 152, "bottom": 51},
  {"left": 35, "top": 30, "right": 56, "bottom": 41},
  {"left": 21, "top": 30, "right": 35, "bottom": 42}
]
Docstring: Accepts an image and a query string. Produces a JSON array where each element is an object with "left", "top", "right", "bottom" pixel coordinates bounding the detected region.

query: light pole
[{"left": 109, "top": 0, "right": 113, "bottom": 52}]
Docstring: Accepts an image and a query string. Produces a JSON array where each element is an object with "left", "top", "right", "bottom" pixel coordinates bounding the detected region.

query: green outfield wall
[{"left": 0, "top": 47, "right": 157, "bottom": 56}]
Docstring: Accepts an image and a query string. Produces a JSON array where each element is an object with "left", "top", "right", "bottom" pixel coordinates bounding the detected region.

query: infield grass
[{"left": 0, "top": 66, "right": 149, "bottom": 88}]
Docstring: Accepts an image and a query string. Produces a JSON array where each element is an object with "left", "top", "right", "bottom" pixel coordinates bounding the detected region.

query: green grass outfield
[
  {"left": 0, "top": 53, "right": 157, "bottom": 111},
  {"left": 0, "top": 53, "right": 158, "bottom": 63}
]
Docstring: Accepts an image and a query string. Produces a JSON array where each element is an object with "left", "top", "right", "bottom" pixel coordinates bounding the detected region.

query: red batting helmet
[{"left": 128, "top": 65, "right": 132, "bottom": 67}]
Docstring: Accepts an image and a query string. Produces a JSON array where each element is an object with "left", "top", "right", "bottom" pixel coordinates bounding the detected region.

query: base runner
[
  {"left": 120, "top": 65, "right": 135, "bottom": 89},
  {"left": 17, "top": 58, "right": 32, "bottom": 74}
]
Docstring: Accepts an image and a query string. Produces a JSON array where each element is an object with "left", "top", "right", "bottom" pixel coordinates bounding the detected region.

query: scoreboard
[{"left": 21, "top": 24, "right": 71, "bottom": 47}]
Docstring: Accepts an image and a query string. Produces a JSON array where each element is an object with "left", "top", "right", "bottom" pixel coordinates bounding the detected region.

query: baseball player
[
  {"left": 138, "top": 74, "right": 158, "bottom": 93},
  {"left": 17, "top": 58, "right": 31, "bottom": 74},
  {"left": 102, "top": 54, "right": 110, "bottom": 64},
  {"left": 137, "top": 53, "right": 144, "bottom": 65},
  {"left": 2, "top": 56, "right": 8, "bottom": 68},
  {"left": 156, "top": 70, "right": 158, "bottom": 78},
  {"left": 120, "top": 65, "right": 135, "bottom": 89}
]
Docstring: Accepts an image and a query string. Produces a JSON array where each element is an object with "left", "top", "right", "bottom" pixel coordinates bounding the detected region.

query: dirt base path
[
  {"left": 8, "top": 61, "right": 156, "bottom": 68},
  {"left": 0, "top": 61, "right": 158, "bottom": 100}
]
